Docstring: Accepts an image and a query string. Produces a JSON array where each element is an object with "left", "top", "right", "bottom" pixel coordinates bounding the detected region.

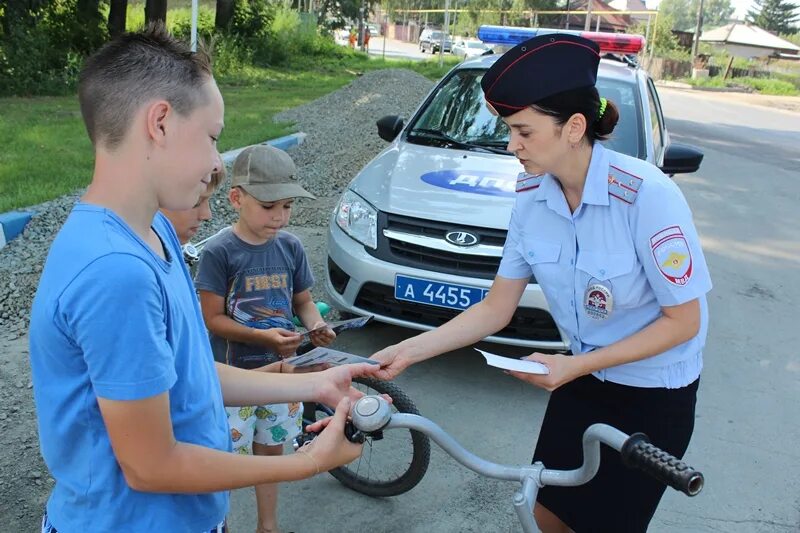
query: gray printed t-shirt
[{"left": 194, "top": 227, "right": 314, "bottom": 368}]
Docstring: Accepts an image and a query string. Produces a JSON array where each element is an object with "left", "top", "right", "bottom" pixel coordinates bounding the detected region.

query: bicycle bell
[{"left": 352, "top": 395, "right": 392, "bottom": 433}]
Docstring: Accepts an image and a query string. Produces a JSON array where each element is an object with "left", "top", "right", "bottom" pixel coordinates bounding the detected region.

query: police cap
[{"left": 481, "top": 33, "right": 601, "bottom": 117}]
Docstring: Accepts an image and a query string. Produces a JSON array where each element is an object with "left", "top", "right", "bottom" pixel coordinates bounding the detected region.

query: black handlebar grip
[{"left": 621, "top": 433, "right": 705, "bottom": 497}]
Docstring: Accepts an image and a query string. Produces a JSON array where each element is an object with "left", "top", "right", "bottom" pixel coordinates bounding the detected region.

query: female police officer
[{"left": 371, "top": 33, "right": 711, "bottom": 532}]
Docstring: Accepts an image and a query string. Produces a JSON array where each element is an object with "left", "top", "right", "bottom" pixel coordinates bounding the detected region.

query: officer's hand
[
  {"left": 370, "top": 344, "right": 412, "bottom": 381},
  {"left": 506, "top": 353, "right": 584, "bottom": 392}
]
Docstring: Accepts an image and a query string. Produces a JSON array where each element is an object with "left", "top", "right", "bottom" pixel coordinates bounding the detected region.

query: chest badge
[{"left": 584, "top": 283, "right": 613, "bottom": 320}]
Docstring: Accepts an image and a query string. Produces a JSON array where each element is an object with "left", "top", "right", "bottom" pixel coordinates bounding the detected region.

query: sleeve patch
[
  {"left": 650, "top": 226, "right": 693, "bottom": 285},
  {"left": 608, "top": 165, "right": 643, "bottom": 204}
]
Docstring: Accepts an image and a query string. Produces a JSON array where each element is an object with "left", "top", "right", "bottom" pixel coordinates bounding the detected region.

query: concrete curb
[
  {"left": 0, "top": 211, "right": 34, "bottom": 250},
  {"left": 655, "top": 80, "right": 755, "bottom": 94},
  {"left": 0, "top": 132, "right": 306, "bottom": 251},
  {"left": 221, "top": 132, "right": 307, "bottom": 166}
]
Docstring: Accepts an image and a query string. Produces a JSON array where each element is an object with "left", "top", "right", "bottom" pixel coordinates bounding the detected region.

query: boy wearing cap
[{"left": 195, "top": 144, "right": 334, "bottom": 533}]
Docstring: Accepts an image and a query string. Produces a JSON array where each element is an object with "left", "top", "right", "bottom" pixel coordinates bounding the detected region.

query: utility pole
[
  {"left": 439, "top": 0, "right": 450, "bottom": 67},
  {"left": 565, "top": 0, "right": 571, "bottom": 29},
  {"left": 358, "top": 0, "right": 366, "bottom": 51},
  {"left": 691, "top": 0, "right": 705, "bottom": 60},
  {"left": 584, "top": 0, "right": 593, "bottom": 30}
]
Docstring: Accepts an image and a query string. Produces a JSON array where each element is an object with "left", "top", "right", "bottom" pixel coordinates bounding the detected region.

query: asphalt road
[{"left": 227, "top": 89, "right": 800, "bottom": 532}]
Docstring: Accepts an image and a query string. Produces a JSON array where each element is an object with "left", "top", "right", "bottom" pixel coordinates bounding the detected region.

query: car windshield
[
  {"left": 408, "top": 68, "right": 643, "bottom": 159},
  {"left": 430, "top": 31, "right": 443, "bottom": 39},
  {"left": 467, "top": 42, "right": 486, "bottom": 48}
]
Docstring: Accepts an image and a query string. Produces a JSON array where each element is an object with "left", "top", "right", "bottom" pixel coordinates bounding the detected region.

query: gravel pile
[{"left": 0, "top": 68, "right": 433, "bottom": 335}]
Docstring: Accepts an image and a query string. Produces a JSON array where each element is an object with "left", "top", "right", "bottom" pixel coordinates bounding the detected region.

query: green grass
[
  {"left": 680, "top": 75, "right": 800, "bottom": 96},
  {"left": 0, "top": 97, "right": 92, "bottom": 212},
  {"left": 0, "top": 55, "right": 455, "bottom": 212}
]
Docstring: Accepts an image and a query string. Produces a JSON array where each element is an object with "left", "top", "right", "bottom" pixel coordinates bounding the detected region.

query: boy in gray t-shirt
[{"left": 195, "top": 145, "right": 335, "bottom": 533}]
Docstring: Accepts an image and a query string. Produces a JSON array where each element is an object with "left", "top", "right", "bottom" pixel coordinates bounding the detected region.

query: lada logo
[{"left": 445, "top": 231, "right": 479, "bottom": 246}]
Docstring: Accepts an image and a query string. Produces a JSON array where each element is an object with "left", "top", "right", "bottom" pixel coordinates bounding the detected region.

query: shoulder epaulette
[
  {"left": 516, "top": 173, "right": 545, "bottom": 193},
  {"left": 608, "top": 165, "right": 643, "bottom": 204}
]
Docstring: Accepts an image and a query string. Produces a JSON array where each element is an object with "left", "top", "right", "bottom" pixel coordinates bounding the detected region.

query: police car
[{"left": 325, "top": 26, "right": 704, "bottom": 351}]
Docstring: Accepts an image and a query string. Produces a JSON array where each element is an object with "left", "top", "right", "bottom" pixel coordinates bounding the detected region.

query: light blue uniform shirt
[
  {"left": 498, "top": 143, "right": 712, "bottom": 388},
  {"left": 29, "top": 205, "right": 230, "bottom": 532}
]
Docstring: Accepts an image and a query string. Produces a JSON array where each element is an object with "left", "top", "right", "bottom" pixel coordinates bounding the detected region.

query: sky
[{"left": 646, "top": 0, "right": 755, "bottom": 20}]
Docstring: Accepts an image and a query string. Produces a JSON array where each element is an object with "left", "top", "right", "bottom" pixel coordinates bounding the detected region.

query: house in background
[
  {"left": 563, "top": 0, "right": 632, "bottom": 32},
  {"left": 608, "top": 0, "right": 651, "bottom": 23},
  {"left": 700, "top": 22, "right": 800, "bottom": 59}
]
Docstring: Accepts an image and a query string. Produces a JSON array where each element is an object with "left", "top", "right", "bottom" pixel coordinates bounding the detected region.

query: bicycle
[
  {"left": 337, "top": 395, "right": 704, "bottom": 533},
  {"left": 299, "top": 377, "right": 431, "bottom": 497}
]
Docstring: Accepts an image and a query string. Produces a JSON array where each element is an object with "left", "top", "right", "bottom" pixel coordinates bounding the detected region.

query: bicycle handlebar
[{"left": 351, "top": 395, "right": 704, "bottom": 496}]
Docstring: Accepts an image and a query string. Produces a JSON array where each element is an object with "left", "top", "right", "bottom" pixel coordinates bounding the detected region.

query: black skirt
[{"left": 533, "top": 374, "right": 699, "bottom": 533}]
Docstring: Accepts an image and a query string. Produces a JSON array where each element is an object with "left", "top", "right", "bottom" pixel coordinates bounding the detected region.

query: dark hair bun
[{"left": 596, "top": 99, "right": 619, "bottom": 138}]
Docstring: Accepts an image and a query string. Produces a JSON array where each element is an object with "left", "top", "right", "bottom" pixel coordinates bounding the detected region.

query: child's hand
[
  {"left": 309, "top": 321, "right": 336, "bottom": 347},
  {"left": 296, "top": 397, "right": 362, "bottom": 473},
  {"left": 281, "top": 362, "right": 332, "bottom": 374},
  {"left": 258, "top": 328, "right": 303, "bottom": 357}
]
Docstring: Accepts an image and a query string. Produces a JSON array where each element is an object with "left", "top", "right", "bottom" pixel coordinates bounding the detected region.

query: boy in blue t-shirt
[
  {"left": 29, "top": 24, "right": 373, "bottom": 533},
  {"left": 195, "top": 144, "right": 335, "bottom": 533}
]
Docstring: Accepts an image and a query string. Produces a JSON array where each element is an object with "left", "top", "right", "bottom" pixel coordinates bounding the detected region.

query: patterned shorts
[{"left": 226, "top": 402, "right": 304, "bottom": 452}]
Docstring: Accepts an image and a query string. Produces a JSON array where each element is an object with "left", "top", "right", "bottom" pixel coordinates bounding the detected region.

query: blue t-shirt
[{"left": 29, "top": 204, "right": 230, "bottom": 532}]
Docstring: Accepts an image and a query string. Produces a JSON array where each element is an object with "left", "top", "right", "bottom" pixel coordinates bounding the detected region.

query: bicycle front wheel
[{"left": 304, "top": 377, "right": 431, "bottom": 497}]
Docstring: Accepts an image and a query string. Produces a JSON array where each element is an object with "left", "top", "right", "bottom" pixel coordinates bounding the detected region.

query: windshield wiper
[
  {"left": 470, "top": 139, "right": 512, "bottom": 154},
  {"left": 408, "top": 128, "right": 509, "bottom": 155}
]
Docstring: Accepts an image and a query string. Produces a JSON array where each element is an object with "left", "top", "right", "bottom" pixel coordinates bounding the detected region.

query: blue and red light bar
[{"left": 477, "top": 25, "right": 645, "bottom": 55}]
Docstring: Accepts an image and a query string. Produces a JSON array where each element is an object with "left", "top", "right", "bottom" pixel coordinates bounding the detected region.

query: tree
[
  {"left": 108, "top": 0, "right": 128, "bottom": 37},
  {"left": 630, "top": 12, "right": 681, "bottom": 53},
  {"left": 216, "top": 0, "right": 235, "bottom": 30},
  {"left": 145, "top": 0, "right": 167, "bottom": 24},
  {"left": 658, "top": 0, "right": 734, "bottom": 31},
  {"left": 747, "top": 0, "right": 800, "bottom": 35},
  {"left": 0, "top": 0, "right": 49, "bottom": 36},
  {"left": 77, "top": 0, "right": 102, "bottom": 27}
]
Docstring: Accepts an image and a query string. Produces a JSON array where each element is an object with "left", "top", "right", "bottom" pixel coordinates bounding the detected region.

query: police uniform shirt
[{"left": 498, "top": 143, "right": 712, "bottom": 388}]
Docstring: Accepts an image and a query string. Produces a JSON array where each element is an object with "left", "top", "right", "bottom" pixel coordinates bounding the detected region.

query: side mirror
[
  {"left": 376, "top": 115, "right": 405, "bottom": 142},
  {"left": 659, "top": 143, "right": 704, "bottom": 175}
]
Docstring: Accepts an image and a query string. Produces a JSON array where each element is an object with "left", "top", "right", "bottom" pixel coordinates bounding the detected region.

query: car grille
[
  {"left": 354, "top": 282, "right": 561, "bottom": 342},
  {"left": 366, "top": 212, "right": 524, "bottom": 281}
]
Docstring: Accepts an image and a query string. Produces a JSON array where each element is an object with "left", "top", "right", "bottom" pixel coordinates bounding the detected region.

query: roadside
[{"left": 656, "top": 80, "right": 800, "bottom": 114}]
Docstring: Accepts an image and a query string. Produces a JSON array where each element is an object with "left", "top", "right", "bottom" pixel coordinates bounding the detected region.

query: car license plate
[{"left": 394, "top": 275, "right": 488, "bottom": 311}]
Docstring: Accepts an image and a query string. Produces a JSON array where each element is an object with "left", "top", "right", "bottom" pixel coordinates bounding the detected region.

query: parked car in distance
[
  {"left": 452, "top": 39, "right": 492, "bottom": 58},
  {"left": 419, "top": 29, "right": 453, "bottom": 53}
]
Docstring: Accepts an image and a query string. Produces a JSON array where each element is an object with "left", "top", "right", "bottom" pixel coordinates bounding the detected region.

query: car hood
[{"left": 350, "top": 141, "right": 524, "bottom": 230}]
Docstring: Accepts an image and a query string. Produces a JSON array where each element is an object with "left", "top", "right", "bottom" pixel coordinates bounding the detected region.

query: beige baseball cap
[{"left": 231, "top": 145, "right": 316, "bottom": 202}]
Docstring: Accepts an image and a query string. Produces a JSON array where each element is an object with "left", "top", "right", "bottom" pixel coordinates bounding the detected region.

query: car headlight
[{"left": 335, "top": 189, "right": 378, "bottom": 249}]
